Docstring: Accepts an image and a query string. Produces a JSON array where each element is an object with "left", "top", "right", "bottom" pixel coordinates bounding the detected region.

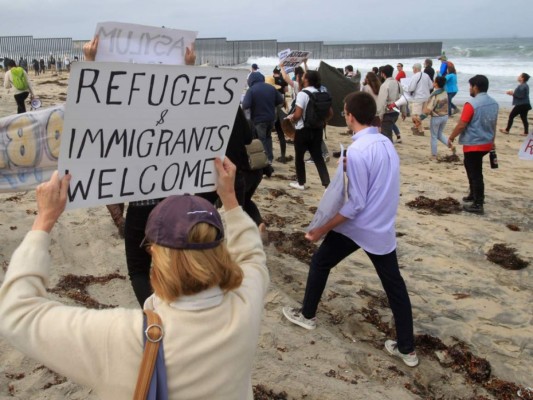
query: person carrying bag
[
  {"left": 0, "top": 157, "right": 269, "bottom": 400},
  {"left": 134, "top": 310, "right": 167, "bottom": 400}
]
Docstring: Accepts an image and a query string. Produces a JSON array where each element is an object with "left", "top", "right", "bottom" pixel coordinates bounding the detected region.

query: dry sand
[{"left": 0, "top": 71, "right": 532, "bottom": 399}]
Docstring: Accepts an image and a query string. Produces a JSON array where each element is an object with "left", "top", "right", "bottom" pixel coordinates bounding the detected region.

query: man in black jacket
[{"left": 424, "top": 59, "right": 435, "bottom": 82}]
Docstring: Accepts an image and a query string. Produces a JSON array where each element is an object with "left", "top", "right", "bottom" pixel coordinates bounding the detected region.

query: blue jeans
[
  {"left": 254, "top": 121, "right": 274, "bottom": 163},
  {"left": 447, "top": 92, "right": 458, "bottom": 115},
  {"left": 301, "top": 231, "right": 415, "bottom": 354},
  {"left": 392, "top": 123, "right": 401, "bottom": 137},
  {"left": 430, "top": 115, "right": 449, "bottom": 156}
]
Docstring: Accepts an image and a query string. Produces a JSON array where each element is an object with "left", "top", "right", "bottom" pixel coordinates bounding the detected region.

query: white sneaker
[
  {"left": 323, "top": 154, "right": 330, "bottom": 163},
  {"left": 384, "top": 340, "right": 419, "bottom": 367},
  {"left": 282, "top": 307, "right": 316, "bottom": 330},
  {"left": 289, "top": 182, "right": 305, "bottom": 190},
  {"left": 305, "top": 158, "right": 314, "bottom": 164}
]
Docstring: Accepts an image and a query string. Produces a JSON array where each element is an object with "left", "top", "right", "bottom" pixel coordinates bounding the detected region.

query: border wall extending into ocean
[
  {"left": 195, "top": 39, "right": 443, "bottom": 65},
  {"left": 0, "top": 36, "right": 442, "bottom": 66}
]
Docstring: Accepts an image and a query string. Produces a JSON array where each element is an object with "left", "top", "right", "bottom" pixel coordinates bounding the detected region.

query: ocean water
[{"left": 246, "top": 37, "right": 533, "bottom": 108}]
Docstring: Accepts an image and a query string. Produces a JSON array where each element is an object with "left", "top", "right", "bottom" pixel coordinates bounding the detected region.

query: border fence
[{"left": 1, "top": 35, "right": 442, "bottom": 67}]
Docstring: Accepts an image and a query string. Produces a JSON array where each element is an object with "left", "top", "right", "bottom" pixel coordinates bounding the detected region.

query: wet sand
[{"left": 0, "top": 71, "right": 532, "bottom": 399}]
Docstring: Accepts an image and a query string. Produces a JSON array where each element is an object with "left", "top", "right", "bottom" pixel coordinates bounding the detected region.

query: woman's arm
[
  {"left": 32, "top": 171, "right": 70, "bottom": 232},
  {"left": 83, "top": 36, "right": 99, "bottom": 61},
  {"left": 23, "top": 70, "right": 35, "bottom": 97},
  {"left": 279, "top": 62, "right": 295, "bottom": 88},
  {"left": 4, "top": 71, "right": 11, "bottom": 90},
  {"left": 0, "top": 171, "right": 143, "bottom": 395},
  {"left": 423, "top": 96, "right": 436, "bottom": 115},
  {"left": 214, "top": 159, "right": 269, "bottom": 293}
]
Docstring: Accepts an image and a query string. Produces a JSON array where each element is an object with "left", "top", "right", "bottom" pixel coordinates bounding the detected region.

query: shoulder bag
[
  {"left": 134, "top": 310, "right": 167, "bottom": 400},
  {"left": 245, "top": 139, "right": 269, "bottom": 170}
]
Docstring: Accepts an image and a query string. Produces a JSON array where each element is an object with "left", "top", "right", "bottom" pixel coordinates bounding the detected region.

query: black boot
[
  {"left": 463, "top": 186, "right": 474, "bottom": 202},
  {"left": 463, "top": 203, "right": 484, "bottom": 215},
  {"left": 263, "top": 165, "right": 274, "bottom": 178}
]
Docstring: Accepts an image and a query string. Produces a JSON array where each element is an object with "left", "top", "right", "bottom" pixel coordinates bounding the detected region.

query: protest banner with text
[
  {"left": 278, "top": 49, "right": 311, "bottom": 73},
  {"left": 95, "top": 21, "right": 198, "bottom": 65},
  {"left": 58, "top": 62, "right": 247, "bottom": 210},
  {"left": 0, "top": 106, "right": 64, "bottom": 192},
  {"left": 518, "top": 132, "right": 533, "bottom": 160}
]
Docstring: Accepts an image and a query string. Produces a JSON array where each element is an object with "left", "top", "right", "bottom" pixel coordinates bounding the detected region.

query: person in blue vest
[{"left": 448, "top": 75, "right": 498, "bottom": 215}]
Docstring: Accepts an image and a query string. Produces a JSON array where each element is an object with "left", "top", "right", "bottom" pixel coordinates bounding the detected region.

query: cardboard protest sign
[
  {"left": 0, "top": 105, "right": 64, "bottom": 192},
  {"left": 95, "top": 21, "right": 197, "bottom": 65},
  {"left": 278, "top": 49, "right": 311, "bottom": 73},
  {"left": 518, "top": 132, "right": 533, "bottom": 160},
  {"left": 278, "top": 49, "right": 291, "bottom": 61},
  {"left": 58, "top": 62, "right": 248, "bottom": 210}
]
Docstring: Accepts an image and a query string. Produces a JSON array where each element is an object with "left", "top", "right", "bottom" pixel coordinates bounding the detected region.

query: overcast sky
[{"left": 2, "top": 0, "right": 530, "bottom": 42}]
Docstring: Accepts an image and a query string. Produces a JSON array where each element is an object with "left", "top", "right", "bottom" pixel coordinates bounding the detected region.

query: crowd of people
[
  {"left": 0, "top": 41, "right": 531, "bottom": 398},
  {"left": 6, "top": 54, "right": 75, "bottom": 75}
]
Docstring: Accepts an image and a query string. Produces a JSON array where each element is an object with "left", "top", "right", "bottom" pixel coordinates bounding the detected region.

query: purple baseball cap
[{"left": 144, "top": 195, "right": 224, "bottom": 250}]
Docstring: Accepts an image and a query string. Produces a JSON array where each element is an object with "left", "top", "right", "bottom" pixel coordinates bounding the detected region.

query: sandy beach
[{"left": 0, "top": 71, "right": 532, "bottom": 399}]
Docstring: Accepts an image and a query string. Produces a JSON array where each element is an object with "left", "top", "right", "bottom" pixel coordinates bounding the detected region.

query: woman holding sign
[
  {"left": 83, "top": 35, "right": 200, "bottom": 305},
  {"left": 83, "top": 35, "right": 266, "bottom": 307},
  {"left": 0, "top": 157, "right": 269, "bottom": 399}
]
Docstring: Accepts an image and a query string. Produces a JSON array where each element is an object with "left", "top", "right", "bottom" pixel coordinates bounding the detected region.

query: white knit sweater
[{"left": 0, "top": 206, "right": 269, "bottom": 399}]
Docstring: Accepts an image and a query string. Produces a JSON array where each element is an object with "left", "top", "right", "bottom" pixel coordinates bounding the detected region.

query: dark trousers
[
  {"left": 254, "top": 121, "right": 274, "bottom": 163},
  {"left": 125, "top": 204, "right": 157, "bottom": 306},
  {"left": 463, "top": 151, "right": 489, "bottom": 205},
  {"left": 381, "top": 112, "right": 399, "bottom": 142},
  {"left": 506, "top": 104, "right": 531, "bottom": 133},
  {"left": 294, "top": 127, "right": 330, "bottom": 187},
  {"left": 301, "top": 231, "right": 415, "bottom": 354},
  {"left": 242, "top": 169, "right": 263, "bottom": 226},
  {"left": 274, "top": 118, "right": 286, "bottom": 158},
  {"left": 275, "top": 105, "right": 287, "bottom": 158},
  {"left": 124, "top": 173, "right": 247, "bottom": 307},
  {"left": 14, "top": 92, "right": 29, "bottom": 114}
]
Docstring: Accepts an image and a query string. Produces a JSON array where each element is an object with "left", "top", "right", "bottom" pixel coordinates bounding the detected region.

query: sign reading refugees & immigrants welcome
[{"left": 58, "top": 62, "right": 247, "bottom": 209}]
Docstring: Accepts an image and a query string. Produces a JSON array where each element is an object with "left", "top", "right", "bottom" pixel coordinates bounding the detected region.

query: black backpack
[{"left": 303, "top": 89, "right": 332, "bottom": 129}]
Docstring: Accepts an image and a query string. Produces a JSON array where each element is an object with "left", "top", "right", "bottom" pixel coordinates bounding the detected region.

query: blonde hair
[{"left": 149, "top": 222, "right": 243, "bottom": 302}]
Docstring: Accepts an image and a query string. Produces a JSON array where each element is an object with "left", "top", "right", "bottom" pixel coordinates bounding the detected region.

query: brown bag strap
[{"left": 133, "top": 310, "right": 164, "bottom": 400}]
